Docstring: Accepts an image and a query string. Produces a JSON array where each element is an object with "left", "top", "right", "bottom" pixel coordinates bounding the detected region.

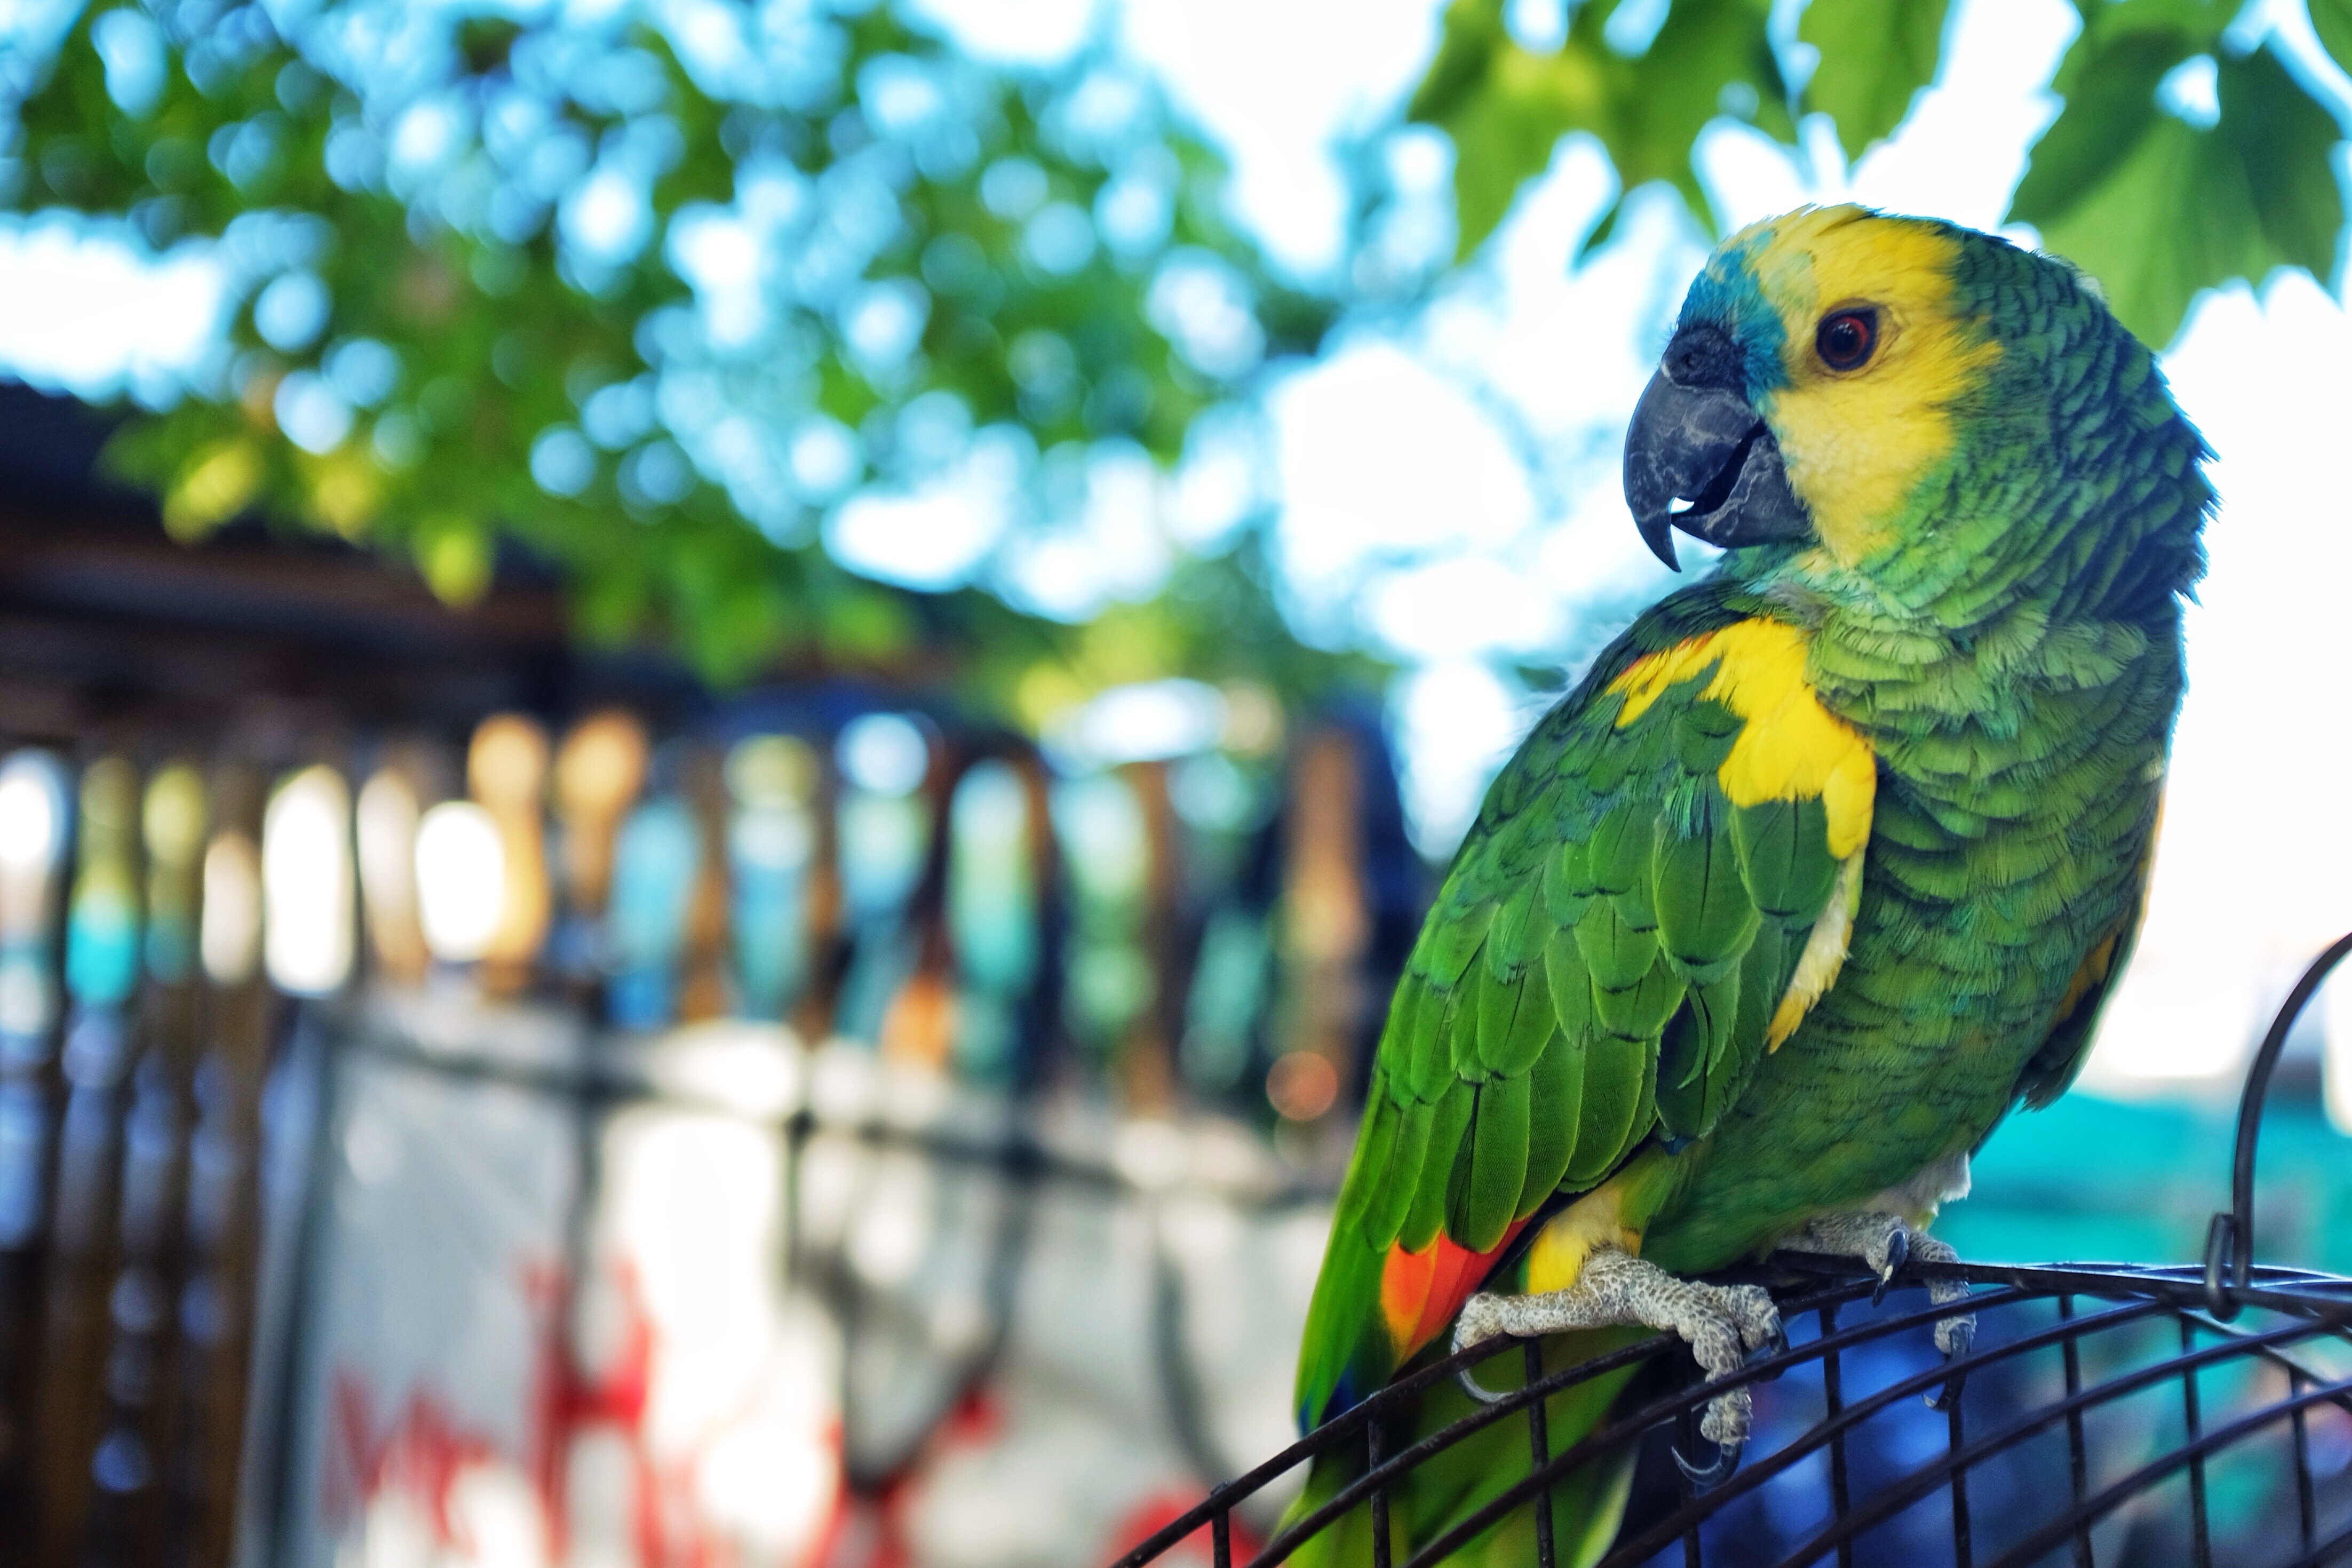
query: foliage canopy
[
  {"left": 3, "top": 0, "right": 1353, "bottom": 706},
  {"left": 1412, "top": 0, "right": 2349, "bottom": 349},
  {"left": 2, "top": 0, "right": 2347, "bottom": 705}
]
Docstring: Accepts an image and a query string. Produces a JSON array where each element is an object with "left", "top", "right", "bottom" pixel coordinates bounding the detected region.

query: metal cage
[{"left": 1110, "top": 937, "right": 2352, "bottom": 1568}]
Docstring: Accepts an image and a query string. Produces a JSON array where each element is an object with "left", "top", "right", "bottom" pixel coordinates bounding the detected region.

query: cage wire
[{"left": 1112, "top": 933, "right": 2352, "bottom": 1568}]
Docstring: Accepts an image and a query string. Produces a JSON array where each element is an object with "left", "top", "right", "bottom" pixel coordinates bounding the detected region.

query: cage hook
[
  {"left": 2201, "top": 1211, "right": 2239, "bottom": 1322},
  {"left": 2207, "top": 929, "right": 2352, "bottom": 1323}
]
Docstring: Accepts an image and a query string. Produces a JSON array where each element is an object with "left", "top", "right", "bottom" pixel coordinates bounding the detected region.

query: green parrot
[{"left": 1284, "top": 205, "right": 2210, "bottom": 1565}]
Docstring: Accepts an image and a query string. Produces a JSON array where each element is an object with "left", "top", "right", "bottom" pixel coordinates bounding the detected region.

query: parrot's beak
[{"left": 1622, "top": 366, "right": 1812, "bottom": 572}]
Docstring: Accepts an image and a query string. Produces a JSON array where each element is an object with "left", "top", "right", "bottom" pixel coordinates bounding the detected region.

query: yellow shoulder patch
[
  {"left": 1609, "top": 618, "right": 1876, "bottom": 1052},
  {"left": 1607, "top": 619, "right": 1877, "bottom": 859}
]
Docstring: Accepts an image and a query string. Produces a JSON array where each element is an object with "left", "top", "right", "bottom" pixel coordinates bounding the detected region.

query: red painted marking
[
  {"left": 521, "top": 1263, "right": 663, "bottom": 1567},
  {"left": 326, "top": 1259, "right": 841, "bottom": 1565},
  {"left": 328, "top": 1373, "right": 499, "bottom": 1551}
]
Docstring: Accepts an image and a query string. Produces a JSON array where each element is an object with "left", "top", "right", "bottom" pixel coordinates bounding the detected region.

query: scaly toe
[
  {"left": 1453, "top": 1292, "right": 1506, "bottom": 1353},
  {"left": 1697, "top": 1386, "right": 1753, "bottom": 1450},
  {"left": 1729, "top": 1288, "right": 1783, "bottom": 1356}
]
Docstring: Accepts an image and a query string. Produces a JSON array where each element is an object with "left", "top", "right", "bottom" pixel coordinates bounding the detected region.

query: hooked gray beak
[{"left": 1622, "top": 354, "right": 1811, "bottom": 572}]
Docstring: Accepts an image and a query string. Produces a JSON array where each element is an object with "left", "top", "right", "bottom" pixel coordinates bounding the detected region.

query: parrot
[{"left": 1283, "top": 204, "right": 2211, "bottom": 1566}]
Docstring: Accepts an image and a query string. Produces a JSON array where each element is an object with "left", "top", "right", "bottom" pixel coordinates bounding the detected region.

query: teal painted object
[
  {"left": 727, "top": 801, "right": 812, "bottom": 1021},
  {"left": 607, "top": 798, "right": 701, "bottom": 1030},
  {"left": 66, "top": 760, "right": 142, "bottom": 1009},
  {"left": 1951, "top": 1088, "right": 2352, "bottom": 1277},
  {"left": 65, "top": 889, "right": 139, "bottom": 1009}
]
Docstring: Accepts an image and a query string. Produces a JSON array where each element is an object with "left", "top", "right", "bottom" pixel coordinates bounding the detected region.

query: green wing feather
[{"left": 1296, "top": 584, "right": 1871, "bottom": 1431}]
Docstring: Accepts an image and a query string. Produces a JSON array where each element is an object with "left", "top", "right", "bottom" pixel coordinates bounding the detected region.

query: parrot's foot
[
  {"left": 1793, "top": 1211, "right": 1976, "bottom": 1397},
  {"left": 1451, "top": 1246, "right": 1781, "bottom": 1477}
]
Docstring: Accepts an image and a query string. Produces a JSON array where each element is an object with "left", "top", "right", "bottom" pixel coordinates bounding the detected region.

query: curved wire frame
[{"left": 1113, "top": 936, "right": 2352, "bottom": 1568}]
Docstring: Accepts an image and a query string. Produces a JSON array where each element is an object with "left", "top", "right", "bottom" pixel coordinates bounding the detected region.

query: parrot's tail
[{"left": 1276, "top": 1328, "right": 1652, "bottom": 1568}]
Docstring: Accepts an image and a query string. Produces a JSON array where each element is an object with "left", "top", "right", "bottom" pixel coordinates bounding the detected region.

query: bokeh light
[
  {"left": 836, "top": 713, "right": 931, "bottom": 798},
  {"left": 0, "top": 753, "right": 64, "bottom": 881},
  {"left": 0, "top": 751, "right": 68, "bottom": 1039},
  {"left": 200, "top": 828, "right": 263, "bottom": 987},
  {"left": 415, "top": 801, "right": 507, "bottom": 966},
  {"left": 262, "top": 766, "right": 354, "bottom": 997},
  {"left": 554, "top": 710, "right": 653, "bottom": 919},
  {"left": 1266, "top": 1050, "right": 1339, "bottom": 1123},
  {"left": 355, "top": 768, "right": 428, "bottom": 984}
]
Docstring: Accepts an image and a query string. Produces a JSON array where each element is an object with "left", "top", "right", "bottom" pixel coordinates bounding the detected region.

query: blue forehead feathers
[{"left": 1673, "top": 229, "right": 1789, "bottom": 402}]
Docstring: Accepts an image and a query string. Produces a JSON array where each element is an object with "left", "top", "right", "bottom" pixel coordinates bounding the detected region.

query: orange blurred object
[
  {"left": 355, "top": 767, "right": 429, "bottom": 985},
  {"left": 469, "top": 715, "right": 551, "bottom": 994},
  {"left": 1266, "top": 1050, "right": 1340, "bottom": 1123},
  {"left": 552, "top": 710, "right": 648, "bottom": 919}
]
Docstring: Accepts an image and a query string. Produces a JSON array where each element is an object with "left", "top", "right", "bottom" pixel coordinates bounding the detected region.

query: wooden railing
[{"left": 0, "top": 691, "right": 1421, "bottom": 1567}]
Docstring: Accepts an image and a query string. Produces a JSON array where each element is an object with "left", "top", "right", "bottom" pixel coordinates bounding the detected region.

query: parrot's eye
[{"left": 1815, "top": 308, "right": 1878, "bottom": 372}]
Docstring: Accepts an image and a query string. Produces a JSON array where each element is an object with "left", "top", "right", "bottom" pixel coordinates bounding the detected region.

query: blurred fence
[{"left": 0, "top": 644, "right": 1424, "bottom": 1566}]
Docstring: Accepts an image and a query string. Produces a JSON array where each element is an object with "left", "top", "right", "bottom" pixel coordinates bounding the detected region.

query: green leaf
[
  {"left": 1407, "top": 0, "right": 1514, "bottom": 124},
  {"left": 1799, "top": 0, "right": 1951, "bottom": 156},
  {"left": 2218, "top": 46, "right": 2347, "bottom": 278},
  {"left": 1409, "top": 0, "right": 1789, "bottom": 259},
  {"left": 2012, "top": 38, "right": 2345, "bottom": 348},
  {"left": 1612, "top": 0, "right": 1796, "bottom": 196},
  {"left": 1410, "top": 3, "right": 1618, "bottom": 256},
  {"left": 2316, "top": 0, "right": 2352, "bottom": 77},
  {"left": 3, "top": 2, "right": 1364, "bottom": 706},
  {"left": 2008, "top": 31, "right": 2205, "bottom": 224}
]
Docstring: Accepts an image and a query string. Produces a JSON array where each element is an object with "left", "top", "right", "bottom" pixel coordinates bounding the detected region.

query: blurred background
[{"left": 0, "top": 0, "right": 2348, "bottom": 1563}]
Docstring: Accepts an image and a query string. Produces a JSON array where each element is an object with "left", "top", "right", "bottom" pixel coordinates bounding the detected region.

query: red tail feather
[{"left": 1377, "top": 1218, "right": 1532, "bottom": 1363}]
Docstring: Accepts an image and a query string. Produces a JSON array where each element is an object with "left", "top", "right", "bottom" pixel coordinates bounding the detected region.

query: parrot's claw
[
  {"left": 1873, "top": 1226, "right": 1909, "bottom": 1306},
  {"left": 1793, "top": 1209, "right": 1928, "bottom": 1294},
  {"left": 1454, "top": 1362, "right": 1511, "bottom": 1406},
  {"left": 1452, "top": 1247, "right": 1779, "bottom": 1473},
  {"left": 1792, "top": 1210, "right": 1977, "bottom": 1397},
  {"left": 1928, "top": 1307, "right": 1977, "bottom": 1410},
  {"left": 1672, "top": 1435, "right": 1742, "bottom": 1491}
]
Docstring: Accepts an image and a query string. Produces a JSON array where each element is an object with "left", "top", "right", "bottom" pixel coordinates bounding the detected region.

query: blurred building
[{"left": 0, "top": 384, "right": 1427, "bottom": 1568}]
